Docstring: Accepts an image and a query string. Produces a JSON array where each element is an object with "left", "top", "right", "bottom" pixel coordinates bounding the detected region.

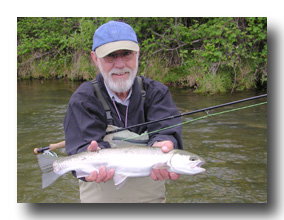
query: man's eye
[
  {"left": 107, "top": 53, "right": 116, "bottom": 58},
  {"left": 123, "top": 51, "right": 131, "bottom": 56}
]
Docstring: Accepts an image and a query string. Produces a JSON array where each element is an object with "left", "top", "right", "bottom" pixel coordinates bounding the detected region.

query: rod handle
[
  {"left": 33, "top": 141, "right": 65, "bottom": 155},
  {"left": 49, "top": 141, "right": 65, "bottom": 151}
]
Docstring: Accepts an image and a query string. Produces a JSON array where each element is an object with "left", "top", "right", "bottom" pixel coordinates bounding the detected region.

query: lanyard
[{"left": 112, "top": 97, "right": 129, "bottom": 128}]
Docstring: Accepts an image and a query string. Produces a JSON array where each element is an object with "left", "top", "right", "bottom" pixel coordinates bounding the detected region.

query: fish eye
[{"left": 190, "top": 157, "right": 197, "bottom": 161}]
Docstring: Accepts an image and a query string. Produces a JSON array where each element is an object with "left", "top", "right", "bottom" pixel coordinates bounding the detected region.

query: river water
[{"left": 17, "top": 80, "right": 267, "bottom": 203}]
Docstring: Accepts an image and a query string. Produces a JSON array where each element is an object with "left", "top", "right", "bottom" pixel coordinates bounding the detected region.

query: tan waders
[{"left": 79, "top": 177, "right": 166, "bottom": 203}]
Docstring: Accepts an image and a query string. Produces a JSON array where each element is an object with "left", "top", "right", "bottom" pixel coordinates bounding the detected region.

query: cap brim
[{"left": 95, "top": 41, "right": 139, "bottom": 58}]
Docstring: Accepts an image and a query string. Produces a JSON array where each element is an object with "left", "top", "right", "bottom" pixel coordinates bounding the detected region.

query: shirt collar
[{"left": 104, "top": 81, "right": 132, "bottom": 106}]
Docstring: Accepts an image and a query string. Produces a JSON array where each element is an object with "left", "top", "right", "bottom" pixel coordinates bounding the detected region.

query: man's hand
[
  {"left": 151, "top": 141, "right": 180, "bottom": 181},
  {"left": 85, "top": 141, "right": 115, "bottom": 183}
]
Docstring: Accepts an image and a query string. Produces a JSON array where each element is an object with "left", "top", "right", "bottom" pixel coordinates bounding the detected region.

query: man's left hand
[{"left": 151, "top": 140, "right": 180, "bottom": 181}]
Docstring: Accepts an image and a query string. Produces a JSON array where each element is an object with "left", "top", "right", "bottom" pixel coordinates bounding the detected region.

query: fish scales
[
  {"left": 37, "top": 146, "right": 205, "bottom": 189},
  {"left": 55, "top": 146, "right": 167, "bottom": 173}
]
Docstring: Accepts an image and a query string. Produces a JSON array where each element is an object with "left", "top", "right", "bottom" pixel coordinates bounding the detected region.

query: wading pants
[{"left": 79, "top": 177, "right": 166, "bottom": 203}]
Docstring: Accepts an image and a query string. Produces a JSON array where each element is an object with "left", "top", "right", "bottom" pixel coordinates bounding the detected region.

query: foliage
[{"left": 17, "top": 17, "right": 267, "bottom": 93}]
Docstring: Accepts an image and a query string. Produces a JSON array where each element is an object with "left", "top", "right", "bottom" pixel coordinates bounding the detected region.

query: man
[{"left": 64, "top": 20, "right": 183, "bottom": 203}]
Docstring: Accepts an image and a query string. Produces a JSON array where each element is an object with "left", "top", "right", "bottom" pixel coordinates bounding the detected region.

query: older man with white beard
[{"left": 64, "top": 21, "right": 183, "bottom": 203}]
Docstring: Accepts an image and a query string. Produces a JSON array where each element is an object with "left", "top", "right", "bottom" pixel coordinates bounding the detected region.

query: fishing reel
[{"left": 43, "top": 150, "right": 58, "bottom": 157}]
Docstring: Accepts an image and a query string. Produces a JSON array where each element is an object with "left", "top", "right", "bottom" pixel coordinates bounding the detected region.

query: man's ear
[{"left": 91, "top": 51, "right": 99, "bottom": 67}]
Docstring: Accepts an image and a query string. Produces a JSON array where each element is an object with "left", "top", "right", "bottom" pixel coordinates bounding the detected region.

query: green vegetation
[{"left": 17, "top": 17, "right": 267, "bottom": 93}]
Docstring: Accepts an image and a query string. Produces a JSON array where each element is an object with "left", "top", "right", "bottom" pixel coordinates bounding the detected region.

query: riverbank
[
  {"left": 17, "top": 17, "right": 267, "bottom": 94},
  {"left": 17, "top": 54, "right": 267, "bottom": 94}
]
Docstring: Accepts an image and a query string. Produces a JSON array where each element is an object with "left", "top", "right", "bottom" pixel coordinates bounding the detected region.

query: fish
[{"left": 37, "top": 146, "right": 206, "bottom": 189}]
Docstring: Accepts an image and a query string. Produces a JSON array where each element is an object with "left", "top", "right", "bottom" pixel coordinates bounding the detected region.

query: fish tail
[{"left": 36, "top": 154, "right": 61, "bottom": 189}]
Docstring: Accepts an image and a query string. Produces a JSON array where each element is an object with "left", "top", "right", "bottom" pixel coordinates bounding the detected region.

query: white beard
[{"left": 98, "top": 59, "right": 138, "bottom": 93}]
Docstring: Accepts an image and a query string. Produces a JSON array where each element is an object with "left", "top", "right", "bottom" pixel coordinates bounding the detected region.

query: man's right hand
[{"left": 85, "top": 141, "right": 115, "bottom": 183}]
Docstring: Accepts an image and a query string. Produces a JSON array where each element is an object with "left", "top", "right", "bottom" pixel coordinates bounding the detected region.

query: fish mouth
[
  {"left": 191, "top": 161, "right": 205, "bottom": 169},
  {"left": 192, "top": 161, "right": 206, "bottom": 173}
]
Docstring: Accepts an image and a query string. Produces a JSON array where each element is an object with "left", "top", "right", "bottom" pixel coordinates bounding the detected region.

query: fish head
[{"left": 169, "top": 151, "right": 206, "bottom": 175}]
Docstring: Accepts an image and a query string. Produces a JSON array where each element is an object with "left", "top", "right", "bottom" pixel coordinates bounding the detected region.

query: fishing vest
[{"left": 91, "top": 76, "right": 146, "bottom": 125}]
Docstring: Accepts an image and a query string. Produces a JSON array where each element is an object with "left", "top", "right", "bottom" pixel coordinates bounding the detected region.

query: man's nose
[{"left": 113, "top": 55, "right": 125, "bottom": 68}]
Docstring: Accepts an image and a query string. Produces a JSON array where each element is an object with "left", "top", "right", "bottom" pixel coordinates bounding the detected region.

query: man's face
[{"left": 92, "top": 50, "right": 139, "bottom": 93}]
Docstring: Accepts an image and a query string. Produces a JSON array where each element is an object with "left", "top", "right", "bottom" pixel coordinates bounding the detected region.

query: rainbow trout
[{"left": 37, "top": 146, "right": 205, "bottom": 189}]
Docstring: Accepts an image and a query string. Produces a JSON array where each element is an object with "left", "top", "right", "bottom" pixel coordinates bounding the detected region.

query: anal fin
[{"left": 113, "top": 174, "right": 128, "bottom": 190}]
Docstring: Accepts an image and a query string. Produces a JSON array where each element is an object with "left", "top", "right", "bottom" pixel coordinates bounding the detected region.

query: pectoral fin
[
  {"left": 113, "top": 174, "right": 128, "bottom": 189},
  {"left": 152, "top": 163, "right": 170, "bottom": 170}
]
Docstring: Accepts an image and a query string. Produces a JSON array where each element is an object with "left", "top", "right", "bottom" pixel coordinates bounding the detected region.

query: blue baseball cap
[{"left": 92, "top": 20, "right": 139, "bottom": 58}]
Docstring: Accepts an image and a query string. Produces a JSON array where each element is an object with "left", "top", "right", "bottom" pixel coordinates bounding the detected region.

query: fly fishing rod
[
  {"left": 106, "top": 93, "right": 267, "bottom": 135},
  {"left": 33, "top": 94, "right": 267, "bottom": 154},
  {"left": 33, "top": 141, "right": 65, "bottom": 154}
]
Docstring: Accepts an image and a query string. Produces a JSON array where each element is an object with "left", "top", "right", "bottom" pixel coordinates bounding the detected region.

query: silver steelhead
[{"left": 37, "top": 146, "right": 205, "bottom": 189}]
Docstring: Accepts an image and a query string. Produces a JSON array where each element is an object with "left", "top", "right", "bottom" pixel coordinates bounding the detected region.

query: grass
[{"left": 17, "top": 54, "right": 265, "bottom": 94}]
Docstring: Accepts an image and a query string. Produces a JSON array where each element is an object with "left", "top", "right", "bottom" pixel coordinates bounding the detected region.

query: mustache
[{"left": 109, "top": 67, "right": 132, "bottom": 76}]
